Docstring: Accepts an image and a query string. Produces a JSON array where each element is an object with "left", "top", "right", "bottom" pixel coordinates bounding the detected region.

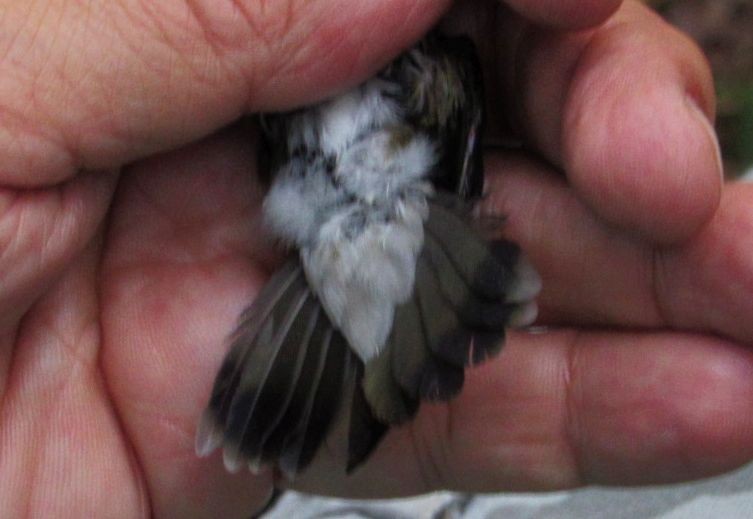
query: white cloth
[{"left": 267, "top": 462, "right": 753, "bottom": 518}]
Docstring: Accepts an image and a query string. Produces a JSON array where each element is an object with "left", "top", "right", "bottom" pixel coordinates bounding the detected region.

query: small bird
[{"left": 195, "top": 32, "right": 541, "bottom": 477}]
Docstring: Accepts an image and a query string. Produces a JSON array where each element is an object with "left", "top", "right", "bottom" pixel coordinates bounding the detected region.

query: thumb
[{"left": 0, "top": 0, "right": 449, "bottom": 187}]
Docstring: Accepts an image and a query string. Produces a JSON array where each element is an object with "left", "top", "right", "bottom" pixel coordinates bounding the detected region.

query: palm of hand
[
  {"left": 1, "top": 131, "right": 275, "bottom": 516},
  {"left": 5, "top": 125, "right": 753, "bottom": 518}
]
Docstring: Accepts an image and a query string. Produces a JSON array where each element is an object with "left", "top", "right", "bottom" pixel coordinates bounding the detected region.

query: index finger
[
  {"left": 289, "top": 329, "right": 753, "bottom": 496},
  {"left": 504, "top": 0, "right": 622, "bottom": 29},
  {"left": 497, "top": 1, "right": 721, "bottom": 242},
  {"left": 0, "top": 0, "right": 449, "bottom": 188}
]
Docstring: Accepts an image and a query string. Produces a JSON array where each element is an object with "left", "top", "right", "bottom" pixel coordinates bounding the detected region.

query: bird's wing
[
  {"left": 195, "top": 259, "right": 361, "bottom": 477},
  {"left": 349, "top": 196, "right": 540, "bottom": 471},
  {"left": 393, "top": 33, "right": 486, "bottom": 199}
]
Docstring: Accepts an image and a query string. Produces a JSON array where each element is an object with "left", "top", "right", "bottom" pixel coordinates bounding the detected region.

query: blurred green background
[{"left": 655, "top": 0, "right": 753, "bottom": 177}]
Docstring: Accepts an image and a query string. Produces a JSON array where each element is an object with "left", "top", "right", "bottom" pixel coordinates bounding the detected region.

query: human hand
[
  {"left": 2, "top": 0, "right": 752, "bottom": 517},
  {"left": 1, "top": 1, "right": 448, "bottom": 516},
  {"left": 291, "top": 0, "right": 753, "bottom": 498}
]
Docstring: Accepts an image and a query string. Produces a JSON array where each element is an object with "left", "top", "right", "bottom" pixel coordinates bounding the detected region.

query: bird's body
[
  {"left": 196, "top": 33, "right": 541, "bottom": 477},
  {"left": 262, "top": 77, "right": 435, "bottom": 362}
]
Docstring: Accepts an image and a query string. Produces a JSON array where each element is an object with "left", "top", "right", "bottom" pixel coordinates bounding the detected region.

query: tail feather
[
  {"left": 222, "top": 286, "right": 310, "bottom": 467},
  {"left": 346, "top": 363, "right": 389, "bottom": 473},
  {"left": 278, "top": 330, "right": 351, "bottom": 476},
  {"left": 424, "top": 203, "right": 519, "bottom": 300},
  {"left": 217, "top": 279, "right": 312, "bottom": 470},
  {"left": 389, "top": 298, "right": 430, "bottom": 400},
  {"left": 228, "top": 296, "right": 320, "bottom": 465},
  {"left": 251, "top": 309, "right": 339, "bottom": 465},
  {"left": 195, "top": 261, "right": 304, "bottom": 461},
  {"left": 363, "top": 334, "right": 419, "bottom": 424},
  {"left": 197, "top": 194, "right": 541, "bottom": 476},
  {"left": 197, "top": 259, "right": 359, "bottom": 477}
]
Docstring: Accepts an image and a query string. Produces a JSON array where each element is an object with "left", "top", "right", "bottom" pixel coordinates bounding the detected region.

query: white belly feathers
[{"left": 262, "top": 78, "right": 437, "bottom": 361}]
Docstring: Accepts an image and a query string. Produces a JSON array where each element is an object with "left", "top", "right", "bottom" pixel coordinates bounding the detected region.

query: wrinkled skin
[{"left": 2, "top": 0, "right": 753, "bottom": 517}]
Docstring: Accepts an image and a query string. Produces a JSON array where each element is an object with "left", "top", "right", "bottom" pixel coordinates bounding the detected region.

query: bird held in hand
[{"left": 195, "top": 32, "right": 541, "bottom": 478}]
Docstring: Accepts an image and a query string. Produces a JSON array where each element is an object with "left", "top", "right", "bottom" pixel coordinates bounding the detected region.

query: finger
[
  {"left": 292, "top": 329, "right": 753, "bottom": 496},
  {"left": 483, "top": 151, "right": 660, "bottom": 329},
  {"left": 654, "top": 183, "right": 753, "bottom": 344},
  {"left": 503, "top": 0, "right": 622, "bottom": 29},
  {"left": 502, "top": 1, "right": 721, "bottom": 242},
  {"left": 484, "top": 151, "right": 753, "bottom": 343},
  {"left": 0, "top": 170, "right": 118, "bottom": 333},
  {"left": 100, "top": 126, "right": 274, "bottom": 517},
  {"left": 0, "top": 241, "right": 147, "bottom": 515},
  {"left": 0, "top": 0, "right": 449, "bottom": 188}
]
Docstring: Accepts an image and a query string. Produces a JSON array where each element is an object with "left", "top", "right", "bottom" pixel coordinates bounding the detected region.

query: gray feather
[
  {"left": 195, "top": 260, "right": 304, "bottom": 460},
  {"left": 252, "top": 306, "right": 339, "bottom": 465},
  {"left": 278, "top": 329, "right": 353, "bottom": 476},
  {"left": 347, "top": 363, "right": 389, "bottom": 473},
  {"left": 221, "top": 283, "right": 310, "bottom": 469},
  {"left": 276, "top": 326, "right": 333, "bottom": 475},
  {"left": 363, "top": 333, "right": 418, "bottom": 424},
  {"left": 389, "top": 297, "right": 430, "bottom": 400},
  {"left": 231, "top": 296, "right": 320, "bottom": 465},
  {"left": 414, "top": 254, "right": 474, "bottom": 367},
  {"left": 424, "top": 202, "right": 515, "bottom": 299}
]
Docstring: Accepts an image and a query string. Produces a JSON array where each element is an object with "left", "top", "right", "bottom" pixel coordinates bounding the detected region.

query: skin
[{"left": 1, "top": 0, "right": 752, "bottom": 516}]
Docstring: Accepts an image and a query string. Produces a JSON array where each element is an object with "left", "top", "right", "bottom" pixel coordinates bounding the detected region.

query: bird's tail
[
  {"left": 194, "top": 259, "right": 365, "bottom": 477},
  {"left": 349, "top": 196, "right": 540, "bottom": 470},
  {"left": 195, "top": 196, "right": 540, "bottom": 477}
]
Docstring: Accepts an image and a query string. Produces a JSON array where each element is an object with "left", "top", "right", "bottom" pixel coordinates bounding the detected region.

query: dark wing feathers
[
  {"left": 196, "top": 261, "right": 304, "bottom": 461},
  {"left": 251, "top": 309, "right": 340, "bottom": 467},
  {"left": 424, "top": 202, "right": 519, "bottom": 299},
  {"left": 350, "top": 197, "right": 538, "bottom": 467},
  {"left": 278, "top": 329, "right": 351, "bottom": 476},
  {"left": 196, "top": 259, "right": 360, "bottom": 475},
  {"left": 346, "top": 363, "right": 389, "bottom": 473},
  {"left": 226, "top": 295, "right": 320, "bottom": 465},
  {"left": 396, "top": 33, "right": 485, "bottom": 199},
  {"left": 197, "top": 199, "right": 538, "bottom": 476},
  {"left": 362, "top": 333, "right": 418, "bottom": 424},
  {"left": 414, "top": 256, "right": 471, "bottom": 367},
  {"left": 438, "top": 35, "right": 485, "bottom": 200},
  {"left": 389, "top": 297, "right": 429, "bottom": 400}
]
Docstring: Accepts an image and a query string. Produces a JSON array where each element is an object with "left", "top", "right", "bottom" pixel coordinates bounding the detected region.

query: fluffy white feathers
[
  {"left": 301, "top": 195, "right": 429, "bottom": 361},
  {"left": 262, "top": 78, "right": 437, "bottom": 361}
]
